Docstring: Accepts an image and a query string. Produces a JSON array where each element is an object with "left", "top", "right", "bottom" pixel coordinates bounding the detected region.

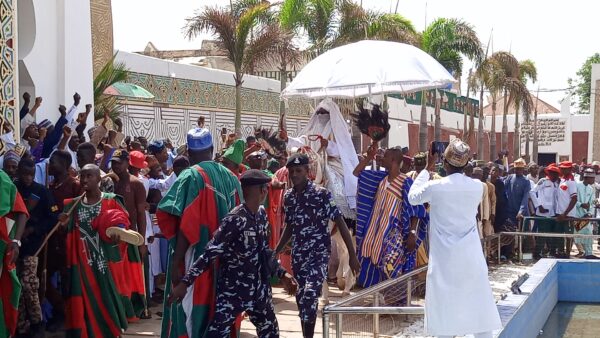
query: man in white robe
[{"left": 408, "top": 139, "right": 501, "bottom": 338}]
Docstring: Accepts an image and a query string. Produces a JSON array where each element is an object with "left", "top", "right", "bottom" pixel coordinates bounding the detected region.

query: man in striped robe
[
  {"left": 353, "top": 146, "right": 428, "bottom": 287},
  {"left": 0, "top": 169, "right": 28, "bottom": 337},
  {"left": 157, "top": 128, "right": 242, "bottom": 338}
]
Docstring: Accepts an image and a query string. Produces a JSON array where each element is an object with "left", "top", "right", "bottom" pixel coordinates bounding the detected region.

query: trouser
[
  {"left": 206, "top": 293, "right": 279, "bottom": 338},
  {"left": 17, "top": 256, "right": 42, "bottom": 334},
  {"left": 323, "top": 231, "right": 355, "bottom": 302},
  {"left": 556, "top": 220, "right": 572, "bottom": 254},
  {"left": 535, "top": 217, "right": 560, "bottom": 256},
  {"left": 294, "top": 256, "right": 328, "bottom": 322},
  {"left": 438, "top": 332, "right": 493, "bottom": 338},
  {"left": 575, "top": 223, "right": 594, "bottom": 256}
]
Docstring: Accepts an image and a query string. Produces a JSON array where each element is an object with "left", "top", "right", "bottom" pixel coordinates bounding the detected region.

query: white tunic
[{"left": 408, "top": 171, "right": 502, "bottom": 336}]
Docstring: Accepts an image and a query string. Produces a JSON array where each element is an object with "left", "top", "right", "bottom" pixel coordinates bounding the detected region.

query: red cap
[
  {"left": 558, "top": 161, "right": 573, "bottom": 169},
  {"left": 129, "top": 150, "right": 148, "bottom": 169},
  {"left": 544, "top": 165, "right": 560, "bottom": 174}
]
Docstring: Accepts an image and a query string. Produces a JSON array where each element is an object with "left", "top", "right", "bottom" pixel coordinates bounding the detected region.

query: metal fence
[
  {"left": 322, "top": 266, "right": 427, "bottom": 338},
  {"left": 323, "top": 217, "right": 600, "bottom": 337}
]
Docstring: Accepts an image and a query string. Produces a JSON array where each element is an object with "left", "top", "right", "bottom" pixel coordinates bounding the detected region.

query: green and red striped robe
[
  {"left": 64, "top": 193, "right": 146, "bottom": 338},
  {"left": 157, "top": 162, "right": 242, "bottom": 338},
  {"left": 0, "top": 169, "right": 28, "bottom": 338}
]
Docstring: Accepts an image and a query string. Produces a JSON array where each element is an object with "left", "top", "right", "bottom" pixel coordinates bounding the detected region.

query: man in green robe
[{"left": 157, "top": 128, "right": 242, "bottom": 338}]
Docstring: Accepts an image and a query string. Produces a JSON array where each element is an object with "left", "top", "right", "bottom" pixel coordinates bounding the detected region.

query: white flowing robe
[
  {"left": 288, "top": 99, "right": 358, "bottom": 218},
  {"left": 408, "top": 171, "right": 502, "bottom": 336}
]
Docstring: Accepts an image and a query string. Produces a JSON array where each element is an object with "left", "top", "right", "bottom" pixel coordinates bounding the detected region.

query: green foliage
[
  {"left": 93, "top": 53, "right": 128, "bottom": 121},
  {"left": 568, "top": 53, "right": 600, "bottom": 113},
  {"left": 421, "top": 18, "right": 482, "bottom": 76}
]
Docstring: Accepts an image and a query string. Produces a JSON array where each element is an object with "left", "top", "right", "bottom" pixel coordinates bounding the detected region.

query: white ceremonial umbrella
[{"left": 282, "top": 40, "right": 456, "bottom": 99}]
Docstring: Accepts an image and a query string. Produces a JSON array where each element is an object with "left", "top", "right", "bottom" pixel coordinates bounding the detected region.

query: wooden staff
[{"left": 34, "top": 193, "right": 85, "bottom": 258}]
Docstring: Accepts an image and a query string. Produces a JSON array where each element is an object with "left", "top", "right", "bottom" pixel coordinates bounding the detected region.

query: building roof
[{"left": 482, "top": 94, "right": 560, "bottom": 116}]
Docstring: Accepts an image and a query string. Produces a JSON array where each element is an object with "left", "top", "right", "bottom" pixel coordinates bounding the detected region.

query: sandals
[{"left": 106, "top": 227, "right": 145, "bottom": 246}]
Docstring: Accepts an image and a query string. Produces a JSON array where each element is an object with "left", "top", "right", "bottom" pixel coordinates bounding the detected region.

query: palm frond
[
  {"left": 242, "top": 24, "right": 287, "bottom": 74},
  {"left": 421, "top": 18, "right": 482, "bottom": 75},
  {"left": 519, "top": 59, "right": 537, "bottom": 85},
  {"left": 184, "top": 7, "right": 237, "bottom": 64},
  {"left": 93, "top": 53, "right": 128, "bottom": 121},
  {"left": 279, "top": 0, "right": 308, "bottom": 30},
  {"left": 490, "top": 51, "right": 520, "bottom": 78},
  {"left": 235, "top": 2, "right": 273, "bottom": 68}
]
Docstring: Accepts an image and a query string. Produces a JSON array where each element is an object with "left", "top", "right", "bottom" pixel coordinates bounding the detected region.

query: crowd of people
[{"left": 0, "top": 94, "right": 598, "bottom": 338}]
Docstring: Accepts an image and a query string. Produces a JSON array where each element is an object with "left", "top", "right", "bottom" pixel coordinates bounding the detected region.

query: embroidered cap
[
  {"left": 187, "top": 128, "right": 213, "bottom": 151},
  {"left": 147, "top": 140, "right": 166, "bottom": 154},
  {"left": 222, "top": 139, "right": 246, "bottom": 165},
  {"left": 583, "top": 168, "right": 596, "bottom": 178},
  {"left": 443, "top": 138, "right": 470, "bottom": 167},
  {"left": 286, "top": 153, "right": 309, "bottom": 168},
  {"left": 513, "top": 158, "right": 527, "bottom": 168}
]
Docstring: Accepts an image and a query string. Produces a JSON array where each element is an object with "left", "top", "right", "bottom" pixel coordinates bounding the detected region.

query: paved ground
[{"left": 50, "top": 243, "right": 600, "bottom": 337}]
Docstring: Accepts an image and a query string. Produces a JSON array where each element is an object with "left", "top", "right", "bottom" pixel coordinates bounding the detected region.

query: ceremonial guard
[
  {"left": 276, "top": 153, "right": 360, "bottom": 338},
  {"left": 169, "top": 169, "right": 295, "bottom": 338}
]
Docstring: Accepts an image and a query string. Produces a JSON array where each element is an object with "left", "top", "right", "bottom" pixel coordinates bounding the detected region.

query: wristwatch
[{"left": 11, "top": 239, "right": 21, "bottom": 247}]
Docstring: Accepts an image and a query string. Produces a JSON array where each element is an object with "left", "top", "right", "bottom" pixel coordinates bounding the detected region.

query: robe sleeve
[
  {"left": 408, "top": 170, "right": 434, "bottom": 205},
  {"left": 326, "top": 140, "right": 340, "bottom": 157}
]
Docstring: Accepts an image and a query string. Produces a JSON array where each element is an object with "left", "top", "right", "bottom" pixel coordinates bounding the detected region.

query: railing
[
  {"left": 322, "top": 266, "right": 428, "bottom": 338},
  {"left": 323, "top": 216, "right": 600, "bottom": 337}
]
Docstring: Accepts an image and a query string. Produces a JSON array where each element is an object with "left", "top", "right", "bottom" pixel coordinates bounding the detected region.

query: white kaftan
[{"left": 408, "top": 171, "right": 501, "bottom": 336}]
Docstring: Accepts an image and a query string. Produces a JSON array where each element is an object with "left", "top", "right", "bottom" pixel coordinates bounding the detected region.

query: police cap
[
  {"left": 286, "top": 153, "right": 309, "bottom": 168},
  {"left": 240, "top": 169, "right": 272, "bottom": 187}
]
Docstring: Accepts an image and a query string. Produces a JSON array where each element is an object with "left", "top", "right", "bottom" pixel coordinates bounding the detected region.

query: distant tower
[{"left": 90, "top": 0, "right": 114, "bottom": 78}]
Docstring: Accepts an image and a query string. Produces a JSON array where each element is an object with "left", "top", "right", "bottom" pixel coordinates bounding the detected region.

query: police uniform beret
[
  {"left": 240, "top": 169, "right": 272, "bottom": 187},
  {"left": 286, "top": 153, "right": 309, "bottom": 168}
]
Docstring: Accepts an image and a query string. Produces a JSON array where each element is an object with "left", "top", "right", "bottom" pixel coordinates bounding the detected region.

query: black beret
[
  {"left": 240, "top": 169, "right": 272, "bottom": 187},
  {"left": 286, "top": 153, "right": 309, "bottom": 168}
]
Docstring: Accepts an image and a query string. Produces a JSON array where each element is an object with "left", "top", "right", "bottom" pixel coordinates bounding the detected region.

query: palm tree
[
  {"left": 94, "top": 53, "right": 128, "bottom": 121},
  {"left": 418, "top": 18, "right": 483, "bottom": 151},
  {"left": 476, "top": 56, "right": 505, "bottom": 161},
  {"left": 512, "top": 59, "right": 536, "bottom": 159},
  {"left": 185, "top": 2, "right": 287, "bottom": 133},
  {"left": 333, "top": 1, "right": 418, "bottom": 47}
]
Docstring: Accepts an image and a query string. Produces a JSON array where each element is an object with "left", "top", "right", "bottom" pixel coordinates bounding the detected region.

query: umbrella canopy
[
  {"left": 282, "top": 40, "right": 456, "bottom": 99},
  {"left": 103, "top": 82, "right": 155, "bottom": 99}
]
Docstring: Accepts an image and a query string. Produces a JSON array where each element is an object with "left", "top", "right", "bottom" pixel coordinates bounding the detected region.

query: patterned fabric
[
  {"left": 17, "top": 256, "right": 41, "bottom": 334},
  {"left": 0, "top": 169, "right": 27, "bottom": 337},
  {"left": 358, "top": 172, "right": 427, "bottom": 287},
  {"left": 283, "top": 181, "right": 341, "bottom": 322},
  {"left": 64, "top": 194, "right": 146, "bottom": 338},
  {"left": 157, "top": 162, "right": 241, "bottom": 338},
  {"left": 181, "top": 204, "right": 283, "bottom": 337}
]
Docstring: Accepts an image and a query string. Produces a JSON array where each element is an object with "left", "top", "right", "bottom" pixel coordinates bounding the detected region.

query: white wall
[
  {"left": 115, "top": 51, "right": 281, "bottom": 94},
  {"left": 18, "top": 0, "right": 94, "bottom": 125}
]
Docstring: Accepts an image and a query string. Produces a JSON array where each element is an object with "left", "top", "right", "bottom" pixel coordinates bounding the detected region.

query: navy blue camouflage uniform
[
  {"left": 180, "top": 204, "right": 286, "bottom": 338},
  {"left": 284, "top": 181, "right": 342, "bottom": 323}
]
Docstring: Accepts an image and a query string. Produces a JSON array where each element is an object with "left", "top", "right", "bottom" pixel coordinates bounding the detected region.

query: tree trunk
[
  {"left": 419, "top": 91, "right": 428, "bottom": 152},
  {"left": 490, "top": 100, "right": 497, "bottom": 162},
  {"left": 463, "top": 101, "right": 468, "bottom": 139},
  {"left": 501, "top": 90, "right": 509, "bottom": 154},
  {"left": 280, "top": 64, "right": 287, "bottom": 119},
  {"left": 477, "top": 85, "right": 484, "bottom": 160},
  {"left": 434, "top": 91, "right": 441, "bottom": 142},
  {"left": 532, "top": 109, "right": 538, "bottom": 163},
  {"left": 235, "top": 76, "right": 242, "bottom": 134},
  {"left": 469, "top": 100, "right": 476, "bottom": 144},
  {"left": 513, "top": 108, "right": 520, "bottom": 159}
]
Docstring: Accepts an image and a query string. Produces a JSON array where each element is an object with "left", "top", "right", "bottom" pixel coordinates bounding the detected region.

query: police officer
[
  {"left": 275, "top": 153, "right": 360, "bottom": 338},
  {"left": 169, "top": 169, "right": 296, "bottom": 338}
]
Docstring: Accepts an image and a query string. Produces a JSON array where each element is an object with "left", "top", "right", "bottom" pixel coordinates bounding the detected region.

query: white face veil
[{"left": 296, "top": 98, "right": 359, "bottom": 209}]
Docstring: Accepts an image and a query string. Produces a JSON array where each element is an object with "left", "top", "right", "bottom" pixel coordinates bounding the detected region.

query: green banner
[{"left": 389, "top": 90, "right": 480, "bottom": 117}]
